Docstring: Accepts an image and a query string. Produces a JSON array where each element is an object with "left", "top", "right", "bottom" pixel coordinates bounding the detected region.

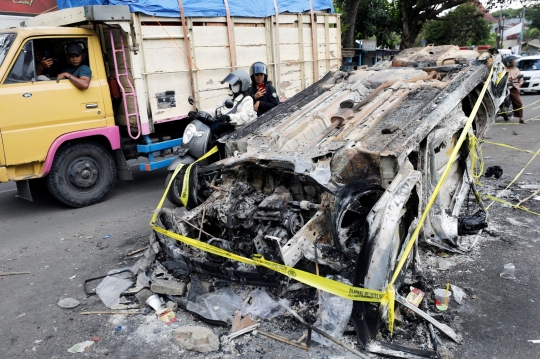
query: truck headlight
[{"left": 183, "top": 123, "right": 197, "bottom": 144}]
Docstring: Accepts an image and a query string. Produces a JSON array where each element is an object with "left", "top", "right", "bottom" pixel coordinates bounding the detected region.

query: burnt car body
[{"left": 157, "top": 45, "right": 507, "bottom": 346}]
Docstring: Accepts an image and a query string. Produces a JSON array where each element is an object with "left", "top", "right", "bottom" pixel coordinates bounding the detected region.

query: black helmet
[
  {"left": 504, "top": 55, "right": 519, "bottom": 67},
  {"left": 249, "top": 61, "right": 268, "bottom": 83}
]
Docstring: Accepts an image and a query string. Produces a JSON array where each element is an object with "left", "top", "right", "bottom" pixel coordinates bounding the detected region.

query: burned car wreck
[{"left": 155, "top": 45, "right": 506, "bottom": 347}]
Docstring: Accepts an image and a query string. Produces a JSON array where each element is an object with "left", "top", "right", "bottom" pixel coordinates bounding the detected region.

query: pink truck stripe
[{"left": 42, "top": 126, "right": 121, "bottom": 176}]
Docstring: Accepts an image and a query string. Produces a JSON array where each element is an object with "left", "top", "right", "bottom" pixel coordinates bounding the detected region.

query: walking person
[{"left": 505, "top": 56, "right": 525, "bottom": 124}]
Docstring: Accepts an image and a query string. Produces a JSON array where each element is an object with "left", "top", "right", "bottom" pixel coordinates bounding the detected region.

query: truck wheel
[
  {"left": 46, "top": 141, "right": 116, "bottom": 207},
  {"left": 165, "top": 170, "right": 185, "bottom": 207}
]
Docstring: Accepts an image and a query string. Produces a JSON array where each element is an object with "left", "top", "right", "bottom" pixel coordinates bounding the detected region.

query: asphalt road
[{"left": 0, "top": 94, "right": 539, "bottom": 358}]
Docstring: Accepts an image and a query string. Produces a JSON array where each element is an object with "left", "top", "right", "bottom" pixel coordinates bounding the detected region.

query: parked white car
[{"left": 517, "top": 55, "right": 540, "bottom": 94}]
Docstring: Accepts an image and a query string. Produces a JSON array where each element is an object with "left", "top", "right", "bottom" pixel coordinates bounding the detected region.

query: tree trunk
[{"left": 342, "top": 0, "right": 363, "bottom": 49}]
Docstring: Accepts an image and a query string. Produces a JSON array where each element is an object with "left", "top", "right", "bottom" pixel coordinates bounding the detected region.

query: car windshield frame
[
  {"left": 0, "top": 33, "right": 16, "bottom": 68},
  {"left": 517, "top": 59, "right": 540, "bottom": 71}
]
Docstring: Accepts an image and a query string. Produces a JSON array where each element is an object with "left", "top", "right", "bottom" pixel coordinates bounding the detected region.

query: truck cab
[{"left": 0, "top": 27, "right": 120, "bottom": 207}]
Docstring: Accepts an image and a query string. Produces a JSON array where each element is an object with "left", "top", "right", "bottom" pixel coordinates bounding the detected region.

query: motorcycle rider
[
  {"left": 247, "top": 61, "right": 279, "bottom": 116},
  {"left": 200, "top": 69, "right": 257, "bottom": 137},
  {"left": 505, "top": 56, "right": 525, "bottom": 124}
]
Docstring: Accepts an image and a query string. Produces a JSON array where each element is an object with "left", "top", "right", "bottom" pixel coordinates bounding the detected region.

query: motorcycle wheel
[{"left": 165, "top": 169, "right": 186, "bottom": 207}]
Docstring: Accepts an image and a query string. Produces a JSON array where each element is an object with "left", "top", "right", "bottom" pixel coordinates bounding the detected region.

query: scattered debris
[
  {"left": 507, "top": 218, "right": 527, "bottom": 227},
  {"left": 102, "top": 234, "right": 111, "bottom": 239},
  {"left": 223, "top": 323, "right": 259, "bottom": 341},
  {"left": 500, "top": 263, "right": 516, "bottom": 280},
  {"left": 255, "top": 329, "right": 310, "bottom": 350},
  {"left": 516, "top": 188, "right": 540, "bottom": 207},
  {"left": 436, "top": 251, "right": 450, "bottom": 258},
  {"left": 135, "top": 288, "right": 154, "bottom": 304},
  {"left": 128, "top": 245, "right": 150, "bottom": 256},
  {"left": 528, "top": 340, "right": 540, "bottom": 344},
  {"left": 518, "top": 184, "right": 540, "bottom": 190},
  {"left": 311, "top": 275, "right": 352, "bottom": 347},
  {"left": 231, "top": 313, "right": 256, "bottom": 332},
  {"left": 57, "top": 298, "right": 80, "bottom": 309},
  {"left": 0, "top": 271, "right": 31, "bottom": 277},
  {"left": 458, "top": 210, "right": 488, "bottom": 235},
  {"left": 67, "top": 340, "right": 94, "bottom": 353},
  {"left": 450, "top": 285, "right": 467, "bottom": 304},
  {"left": 277, "top": 300, "right": 370, "bottom": 359},
  {"left": 405, "top": 287, "right": 425, "bottom": 307},
  {"left": 157, "top": 307, "right": 177, "bottom": 325},
  {"left": 438, "top": 258, "right": 454, "bottom": 271},
  {"left": 188, "top": 288, "right": 242, "bottom": 322},
  {"left": 173, "top": 326, "right": 219, "bottom": 353},
  {"left": 395, "top": 294, "right": 461, "bottom": 343},
  {"left": 241, "top": 288, "right": 289, "bottom": 320},
  {"left": 434, "top": 288, "right": 451, "bottom": 312},
  {"left": 96, "top": 276, "right": 134, "bottom": 308},
  {"left": 17, "top": 313, "right": 25, "bottom": 318},
  {"left": 485, "top": 166, "right": 503, "bottom": 179},
  {"left": 150, "top": 279, "right": 186, "bottom": 296},
  {"left": 79, "top": 311, "right": 143, "bottom": 315}
]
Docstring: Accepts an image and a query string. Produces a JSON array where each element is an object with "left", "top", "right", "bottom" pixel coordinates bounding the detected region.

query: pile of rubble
[{"left": 65, "top": 216, "right": 483, "bottom": 359}]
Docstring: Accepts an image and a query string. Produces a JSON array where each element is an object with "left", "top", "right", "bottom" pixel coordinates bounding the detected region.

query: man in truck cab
[{"left": 56, "top": 42, "right": 92, "bottom": 90}]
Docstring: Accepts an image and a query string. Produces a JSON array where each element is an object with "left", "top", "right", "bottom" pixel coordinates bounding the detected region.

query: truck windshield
[
  {"left": 517, "top": 59, "right": 540, "bottom": 71},
  {"left": 0, "top": 33, "right": 16, "bottom": 68}
]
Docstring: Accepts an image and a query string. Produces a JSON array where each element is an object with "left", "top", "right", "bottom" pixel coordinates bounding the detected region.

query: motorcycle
[
  {"left": 165, "top": 96, "right": 234, "bottom": 207},
  {"left": 497, "top": 74, "right": 523, "bottom": 121}
]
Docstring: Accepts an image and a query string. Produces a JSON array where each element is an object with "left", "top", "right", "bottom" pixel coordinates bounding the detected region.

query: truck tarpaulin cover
[{"left": 56, "top": 0, "right": 334, "bottom": 17}]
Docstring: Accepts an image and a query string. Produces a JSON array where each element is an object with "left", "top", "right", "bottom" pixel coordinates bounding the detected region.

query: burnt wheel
[
  {"left": 165, "top": 169, "right": 186, "bottom": 207},
  {"left": 46, "top": 141, "right": 116, "bottom": 207}
]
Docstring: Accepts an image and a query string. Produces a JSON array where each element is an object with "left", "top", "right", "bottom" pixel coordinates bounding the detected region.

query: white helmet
[{"left": 221, "top": 69, "right": 250, "bottom": 95}]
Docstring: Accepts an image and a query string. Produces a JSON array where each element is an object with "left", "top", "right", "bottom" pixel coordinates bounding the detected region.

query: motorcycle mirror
[
  {"left": 188, "top": 96, "right": 195, "bottom": 105},
  {"left": 224, "top": 99, "right": 234, "bottom": 109}
]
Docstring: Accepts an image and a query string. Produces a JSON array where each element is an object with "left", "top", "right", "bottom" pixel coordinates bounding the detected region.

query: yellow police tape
[
  {"left": 480, "top": 139, "right": 538, "bottom": 155},
  {"left": 150, "top": 64, "right": 494, "bottom": 335},
  {"left": 481, "top": 194, "right": 540, "bottom": 216},
  {"left": 468, "top": 134, "right": 484, "bottom": 186},
  {"left": 497, "top": 97, "right": 540, "bottom": 115}
]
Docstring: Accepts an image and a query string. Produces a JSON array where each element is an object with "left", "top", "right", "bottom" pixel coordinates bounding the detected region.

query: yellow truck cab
[
  {"left": 0, "top": 27, "right": 119, "bottom": 207},
  {"left": 0, "top": 5, "right": 341, "bottom": 207}
]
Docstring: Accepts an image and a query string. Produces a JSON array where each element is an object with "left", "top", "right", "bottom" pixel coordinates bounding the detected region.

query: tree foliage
[
  {"left": 423, "top": 4, "right": 492, "bottom": 46},
  {"left": 336, "top": 0, "right": 401, "bottom": 49},
  {"left": 338, "top": 0, "right": 473, "bottom": 49}
]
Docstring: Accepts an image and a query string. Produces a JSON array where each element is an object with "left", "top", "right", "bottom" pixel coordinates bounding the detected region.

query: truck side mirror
[
  {"left": 224, "top": 99, "right": 234, "bottom": 109},
  {"left": 188, "top": 96, "right": 194, "bottom": 105}
]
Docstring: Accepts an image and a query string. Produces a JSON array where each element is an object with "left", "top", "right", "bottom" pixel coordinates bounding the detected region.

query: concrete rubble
[{"left": 173, "top": 326, "right": 220, "bottom": 353}]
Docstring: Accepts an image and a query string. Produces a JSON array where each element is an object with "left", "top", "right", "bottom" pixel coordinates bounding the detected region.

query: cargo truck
[{"left": 0, "top": 3, "right": 340, "bottom": 207}]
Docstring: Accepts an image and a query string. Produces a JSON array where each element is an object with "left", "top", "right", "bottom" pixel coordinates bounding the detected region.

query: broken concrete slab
[
  {"left": 173, "top": 326, "right": 219, "bottom": 353},
  {"left": 150, "top": 279, "right": 186, "bottom": 296},
  {"left": 135, "top": 288, "right": 154, "bottom": 305}
]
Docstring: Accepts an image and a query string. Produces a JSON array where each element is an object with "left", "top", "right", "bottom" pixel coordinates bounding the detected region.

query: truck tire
[
  {"left": 46, "top": 141, "right": 116, "bottom": 207},
  {"left": 165, "top": 170, "right": 185, "bottom": 207}
]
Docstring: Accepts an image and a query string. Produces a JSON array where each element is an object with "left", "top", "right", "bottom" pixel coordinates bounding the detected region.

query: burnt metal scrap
[{"left": 156, "top": 45, "right": 506, "bottom": 347}]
